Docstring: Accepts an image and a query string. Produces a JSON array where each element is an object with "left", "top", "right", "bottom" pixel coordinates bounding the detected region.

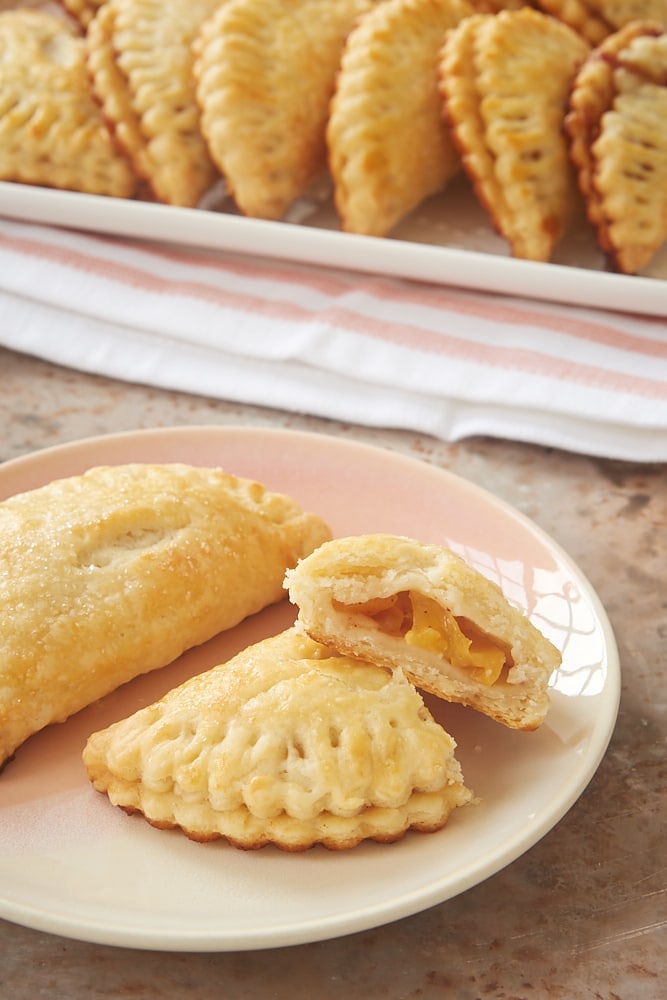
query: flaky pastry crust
[
  {"left": 83, "top": 628, "right": 473, "bottom": 850},
  {"left": 534, "top": 0, "right": 667, "bottom": 45},
  {"left": 438, "top": 7, "right": 590, "bottom": 261},
  {"left": 0, "top": 463, "right": 331, "bottom": 767},
  {"left": 194, "top": 0, "right": 376, "bottom": 220},
  {"left": 326, "top": 0, "right": 472, "bottom": 236},
  {"left": 565, "top": 21, "right": 667, "bottom": 274},
  {"left": 0, "top": 8, "right": 136, "bottom": 197},
  {"left": 86, "top": 0, "right": 219, "bottom": 206}
]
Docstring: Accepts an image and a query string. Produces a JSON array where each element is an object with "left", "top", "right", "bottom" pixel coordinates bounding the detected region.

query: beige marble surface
[{"left": 1, "top": 345, "right": 665, "bottom": 1000}]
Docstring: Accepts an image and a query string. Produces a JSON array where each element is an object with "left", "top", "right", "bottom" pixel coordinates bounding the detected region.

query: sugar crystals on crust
[{"left": 0, "top": 462, "right": 331, "bottom": 768}]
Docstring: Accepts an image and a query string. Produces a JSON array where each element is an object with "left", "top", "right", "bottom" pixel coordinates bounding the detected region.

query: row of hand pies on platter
[
  {"left": 1, "top": 463, "right": 560, "bottom": 851},
  {"left": 0, "top": 0, "right": 665, "bottom": 273}
]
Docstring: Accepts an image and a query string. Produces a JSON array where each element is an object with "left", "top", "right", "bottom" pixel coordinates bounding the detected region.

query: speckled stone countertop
[{"left": 1, "top": 345, "right": 665, "bottom": 1000}]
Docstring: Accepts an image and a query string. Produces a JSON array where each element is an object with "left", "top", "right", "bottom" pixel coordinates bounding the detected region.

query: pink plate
[{"left": 0, "top": 426, "right": 619, "bottom": 950}]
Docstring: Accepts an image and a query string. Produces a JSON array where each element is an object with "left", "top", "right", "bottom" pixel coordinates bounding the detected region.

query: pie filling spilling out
[
  {"left": 334, "top": 591, "right": 512, "bottom": 686},
  {"left": 286, "top": 533, "right": 561, "bottom": 731}
]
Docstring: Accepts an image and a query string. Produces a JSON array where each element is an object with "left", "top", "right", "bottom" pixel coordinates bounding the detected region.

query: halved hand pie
[
  {"left": 83, "top": 628, "right": 473, "bottom": 850},
  {"left": 286, "top": 534, "right": 561, "bottom": 730},
  {"left": 438, "top": 7, "right": 590, "bottom": 261},
  {"left": 565, "top": 21, "right": 667, "bottom": 274},
  {"left": 0, "top": 463, "right": 331, "bottom": 768}
]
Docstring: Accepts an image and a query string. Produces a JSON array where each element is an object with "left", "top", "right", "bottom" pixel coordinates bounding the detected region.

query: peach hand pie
[
  {"left": 193, "top": 0, "right": 376, "bottom": 221},
  {"left": 326, "top": 0, "right": 473, "bottom": 237},
  {"left": 0, "top": 463, "right": 331, "bottom": 768},
  {"left": 59, "top": 0, "right": 106, "bottom": 30},
  {"left": 286, "top": 534, "right": 561, "bottom": 731},
  {"left": 438, "top": 7, "right": 590, "bottom": 261},
  {"left": 0, "top": 8, "right": 136, "bottom": 197},
  {"left": 533, "top": 0, "right": 667, "bottom": 46},
  {"left": 83, "top": 628, "right": 473, "bottom": 851},
  {"left": 565, "top": 22, "right": 667, "bottom": 274},
  {"left": 86, "top": 0, "right": 220, "bottom": 207}
]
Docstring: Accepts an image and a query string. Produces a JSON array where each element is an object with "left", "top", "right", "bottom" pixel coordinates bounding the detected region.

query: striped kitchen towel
[{"left": 0, "top": 215, "right": 666, "bottom": 462}]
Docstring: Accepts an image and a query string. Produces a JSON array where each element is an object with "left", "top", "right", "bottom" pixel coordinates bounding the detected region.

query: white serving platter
[{"left": 1, "top": 175, "right": 665, "bottom": 317}]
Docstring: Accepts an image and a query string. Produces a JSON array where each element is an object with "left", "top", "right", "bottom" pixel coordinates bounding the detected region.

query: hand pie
[
  {"left": 533, "top": 0, "right": 667, "bottom": 45},
  {"left": 565, "top": 22, "right": 667, "bottom": 274},
  {"left": 286, "top": 534, "right": 561, "bottom": 730},
  {"left": 326, "top": 0, "right": 473, "bottom": 236},
  {"left": 86, "top": 0, "right": 220, "bottom": 206},
  {"left": 0, "top": 463, "right": 331, "bottom": 768},
  {"left": 59, "top": 0, "right": 105, "bottom": 29},
  {"left": 193, "top": 0, "right": 376, "bottom": 221},
  {"left": 83, "top": 628, "right": 473, "bottom": 851},
  {"left": 0, "top": 8, "right": 136, "bottom": 198},
  {"left": 438, "top": 8, "right": 590, "bottom": 261}
]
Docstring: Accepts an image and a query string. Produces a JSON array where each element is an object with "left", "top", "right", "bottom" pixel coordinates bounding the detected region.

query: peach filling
[{"left": 338, "top": 591, "right": 510, "bottom": 685}]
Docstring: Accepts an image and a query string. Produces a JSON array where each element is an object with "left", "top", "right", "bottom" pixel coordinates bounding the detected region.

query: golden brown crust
[
  {"left": 194, "top": 0, "right": 375, "bottom": 221},
  {"left": 286, "top": 533, "right": 561, "bottom": 730},
  {"left": 534, "top": 0, "right": 667, "bottom": 44},
  {"left": 58, "top": 0, "right": 104, "bottom": 29},
  {"left": 86, "top": 0, "right": 220, "bottom": 206},
  {"left": 0, "top": 8, "right": 137, "bottom": 197},
  {"left": 0, "top": 463, "right": 331, "bottom": 767},
  {"left": 326, "top": 0, "right": 472, "bottom": 236},
  {"left": 565, "top": 21, "right": 667, "bottom": 273},
  {"left": 533, "top": 0, "right": 611, "bottom": 45},
  {"left": 468, "top": 0, "right": 528, "bottom": 10},
  {"left": 83, "top": 627, "right": 473, "bottom": 850},
  {"left": 438, "top": 7, "right": 590, "bottom": 261}
]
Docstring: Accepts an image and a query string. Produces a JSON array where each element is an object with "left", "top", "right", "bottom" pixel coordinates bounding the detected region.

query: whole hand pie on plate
[
  {"left": 83, "top": 627, "right": 473, "bottom": 850},
  {"left": 0, "top": 462, "right": 331, "bottom": 768},
  {"left": 193, "top": 0, "right": 376, "bottom": 221},
  {"left": 326, "top": 0, "right": 473, "bottom": 237},
  {"left": 0, "top": 8, "right": 136, "bottom": 197},
  {"left": 565, "top": 21, "right": 667, "bottom": 274},
  {"left": 86, "top": 0, "right": 220, "bottom": 206},
  {"left": 438, "top": 7, "right": 590, "bottom": 261},
  {"left": 286, "top": 533, "right": 561, "bottom": 731}
]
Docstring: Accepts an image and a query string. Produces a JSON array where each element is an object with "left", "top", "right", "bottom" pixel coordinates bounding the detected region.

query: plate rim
[{"left": 0, "top": 424, "right": 621, "bottom": 950}]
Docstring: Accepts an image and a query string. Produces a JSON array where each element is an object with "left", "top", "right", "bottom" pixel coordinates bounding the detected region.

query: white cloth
[{"left": 1, "top": 216, "right": 666, "bottom": 461}]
